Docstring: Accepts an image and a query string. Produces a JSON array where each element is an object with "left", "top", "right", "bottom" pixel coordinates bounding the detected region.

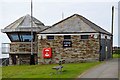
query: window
[
  {"left": 63, "top": 41, "right": 72, "bottom": 48},
  {"left": 20, "top": 34, "right": 33, "bottom": 42},
  {"left": 64, "top": 35, "right": 71, "bottom": 39},
  {"left": 10, "top": 34, "right": 19, "bottom": 41},
  {"left": 8, "top": 33, "right": 35, "bottom": 42},
  {"left": 47, "top": 35, "right": 54, "bottom": 40},
  {"left": 81, "top": 35, "right": 89, "bottom": 39}
]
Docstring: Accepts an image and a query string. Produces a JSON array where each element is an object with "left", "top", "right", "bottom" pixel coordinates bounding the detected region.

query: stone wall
[
  {"left": 38, "top": 35, "right": 100, "bottom": 64},
  {"left": 10, "top": 42, "right": 37, "bottom": 54},
  {"left": 9, "top": 54, "right": 37, "bottom": 65},
  {"left": 9, "top": 42, "right": 38, "bottom": 65}
]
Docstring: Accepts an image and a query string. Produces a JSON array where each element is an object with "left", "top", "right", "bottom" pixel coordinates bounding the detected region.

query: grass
[
  {"left": 113, "top": 49, "right": 120, "bottom": 58},
  {"left": 113, "top": 54, "right": 120, "bottom": 58},
  {"left": 2, "top": 62, "right": 101, "bottom": 78}
]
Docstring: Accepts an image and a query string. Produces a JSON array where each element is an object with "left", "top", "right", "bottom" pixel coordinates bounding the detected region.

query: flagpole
[
  {"left": 111, "top": 6, "right": 114, "bottom": 58},
  {"left": 30, "top": 0, "right": 35, "bottom": 65}
]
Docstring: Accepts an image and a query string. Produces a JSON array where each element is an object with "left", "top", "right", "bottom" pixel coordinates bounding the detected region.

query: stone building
[
  {"left": 1, "top": 14, "right": 47, "bottom": 65},
  {"left": 1, "top": 14, "right": 112, "bottom": 65},
  {"left": 38, "top": 14, "right": 112, "bottom": 64}
]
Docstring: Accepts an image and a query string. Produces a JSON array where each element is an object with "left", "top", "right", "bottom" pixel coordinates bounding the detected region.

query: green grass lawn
[
  {"left": 113, "top": 50, "right": 120, "bottom": 58},
  {"left": 2, "top": 62, "right": 101, "bottom": 78},
  {"left": 113, "top": 53, "right": 120, "bottom": 58}
]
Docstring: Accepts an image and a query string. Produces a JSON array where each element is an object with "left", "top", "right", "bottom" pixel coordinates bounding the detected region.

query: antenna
[
  {"left": 62, "top": 12, "right": 64, "bottom": 20},
  {"left": 111, "top": 6, "right": 114, "bottom": 34},
  {"left": 111, "top": 6, "right": 114, "bottom": 58},
  {"left": 30, "top": 0, "right": 35, "bottom": 65}
]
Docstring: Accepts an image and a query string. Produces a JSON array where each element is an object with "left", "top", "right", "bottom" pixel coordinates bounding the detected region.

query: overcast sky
[{"left": 0, "top": 0, "right": 119, "bottom": 58}]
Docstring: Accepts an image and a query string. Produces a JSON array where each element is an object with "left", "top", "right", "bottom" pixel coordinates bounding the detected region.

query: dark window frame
[
  {"left": 7, "top": 32, "right": 35, "bottom": 42},
  {"left": 64, "top": 35, "right": 71, "bottom": 40},
  {"left": 47, "top": 35, "right": 54, "bottom": 40},
  {"left": 81, "top": 35, "right": 89, "bottom": 40},
  {"left": 9, "top": 34, "right": 20, "bottom": 42},
  {"left": 19, "top": 33, "right": 34, "bottom": 42}
]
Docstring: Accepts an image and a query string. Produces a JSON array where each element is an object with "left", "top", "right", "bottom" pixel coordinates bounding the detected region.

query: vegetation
[
  {"left": 113, "top": 50, "right": 120, "bottom": 58},
  {"left": 113, "top": 53, "right": 120, "bottom": 58},
  {"left": 2, "top": 62, "right": 101, "bottom": 78}
]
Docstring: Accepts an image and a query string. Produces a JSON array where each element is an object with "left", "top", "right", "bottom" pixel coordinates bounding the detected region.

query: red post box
[{"left": 43, "top": 48, "right": 52, "bottom": 58}]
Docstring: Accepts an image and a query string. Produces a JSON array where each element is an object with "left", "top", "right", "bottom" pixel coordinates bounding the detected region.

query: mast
[
  {"left": 111, "top": 6, "right": 114, "bottom": 35},
  {"left": 30, "top": 0, "right": 35, "bottom": 65},
  {"left": 111, "top": 6, "right": 114, "bottom": 58},
  {"left": 62, "top": 12, "right": 64, "bottom": 20}
]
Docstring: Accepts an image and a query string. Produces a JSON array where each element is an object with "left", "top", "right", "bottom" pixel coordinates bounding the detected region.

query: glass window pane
[
  {"left": 8, "top": 33, "right": 34, "bottom": 42},
  {"left": 10, "top": 34, "right": 19, "bottom": 41},
  {"left": 64, "top": 35, "right": 71, "bottom": 39},
  {"left": 81, "top": 35, "right": 89, "bottom": 39},
  {"left": 47, "top": 35, "right": 54, "bottom": 40},
  {"left": 21, "top": 34, "right": 33, "bottom": 42}
]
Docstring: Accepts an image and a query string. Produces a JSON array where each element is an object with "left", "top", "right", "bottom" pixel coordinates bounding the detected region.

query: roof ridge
[
  {"left": 75, "top": 14, "right": 111, "bottom": 35},
  {"left": 48, "top": 14, "right": 77, "bottom": 30},
  {"left": 2, "top": 14, "right": 46, "bottom": 33},
  {"left": 17, "top": 15, "right": 26, "bottom": 28},
  {"left": 41, "top": 14, "right": 111, "bottom": 35},
  {"left": 41, "top": 14, "right": 76, "bottom": 32},
  {"left": 5, "top": 16, "right": 25, "bottom": 29},
  {"left": 52, "top": 14, "right": 76, "bottom": 26},
  {"left": 76, "top": 14, "right": 100, "bottom": 32}
]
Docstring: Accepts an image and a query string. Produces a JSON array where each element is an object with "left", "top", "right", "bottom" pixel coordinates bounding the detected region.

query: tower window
[
  {"left": 20, "top": 34, "right": 33, "bottom": 42},
  {"left": 8, "top": 33, "right": 35, "bottom": 42},
  {"left": 10, "top": 34, "right": 19, "bottom": 41}
]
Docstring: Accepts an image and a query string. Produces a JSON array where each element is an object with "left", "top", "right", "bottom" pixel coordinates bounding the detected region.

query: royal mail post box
[{"left": 43, "top": 48, "right": 52, "bottom": 58}]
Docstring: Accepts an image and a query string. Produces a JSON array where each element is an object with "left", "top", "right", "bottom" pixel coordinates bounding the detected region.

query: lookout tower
[{"left": 1, "top": 14, "right": 46, "bottom": 65}]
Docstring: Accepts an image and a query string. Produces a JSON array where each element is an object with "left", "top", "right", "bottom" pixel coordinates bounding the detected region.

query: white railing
[
  {"left": 2, "top": 43, "right": 37, "bottom": 54},
  {"left": 1, "top": 43, "right": 10, "bottom": 54}
]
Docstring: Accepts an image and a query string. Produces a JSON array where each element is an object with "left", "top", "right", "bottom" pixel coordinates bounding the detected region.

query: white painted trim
[
  {"left": 107, "top": 36, "right": 111, "bottom": 39},
  {"left": 101, "top": 34, "right": 111, "bottom": 39},
  {"left": 38, "top": 33, "right": 99, "bottom": 36},
  {"left": 101, "top": 34, "right": 105, "bottom": 39}
]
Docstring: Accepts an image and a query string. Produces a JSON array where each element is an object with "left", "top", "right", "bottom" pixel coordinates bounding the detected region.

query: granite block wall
[
  {"left": 10, "top": 42, "right": 37, "bottom": 53},
  {"left": 38, "top": 35, "right": 100, "bottom": 64},
  {"left": 9, "top": 42, "right": 38, "bottom": 65},
  {"left": 9, "top": 54, "right": 37, "bottom": 65}
]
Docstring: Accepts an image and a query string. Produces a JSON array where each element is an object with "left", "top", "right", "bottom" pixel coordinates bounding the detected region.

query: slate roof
[
  {"left": 41, "top": 14, "right": 111, "bottom": 35},
  {"left": 1, "top": 14, "right": 47, "bottom": 33}
]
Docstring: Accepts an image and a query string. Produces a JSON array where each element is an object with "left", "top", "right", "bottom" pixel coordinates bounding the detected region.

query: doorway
[{"left": 11, "top": 55, "right": 17, "bottom": 65}]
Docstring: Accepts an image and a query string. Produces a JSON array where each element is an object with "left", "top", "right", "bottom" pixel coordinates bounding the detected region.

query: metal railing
[
  {"left": 1, "top": 43, "right": 10, "bottom": 54},
  {"left": 0, "top": 58, "right": 9, "bottom": 66},
  {"left": 2, "top": 43, "right": 37, "bottom": 54}
]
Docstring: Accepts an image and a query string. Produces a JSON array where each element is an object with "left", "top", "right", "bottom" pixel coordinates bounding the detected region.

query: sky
[
  {"left": 118, "top": 1, "right": 120, "bottom": 47},
  {"left": 0, "top": 0, "right": 119, "bottom": 58}
]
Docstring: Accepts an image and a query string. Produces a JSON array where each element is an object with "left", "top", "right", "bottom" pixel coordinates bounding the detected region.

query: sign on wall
[
  {"left": 42, "top": 48, "right": 52, "bottom": 58},
  {"left": 63, "top": 41, "right": 72, "bottom": 48}
]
